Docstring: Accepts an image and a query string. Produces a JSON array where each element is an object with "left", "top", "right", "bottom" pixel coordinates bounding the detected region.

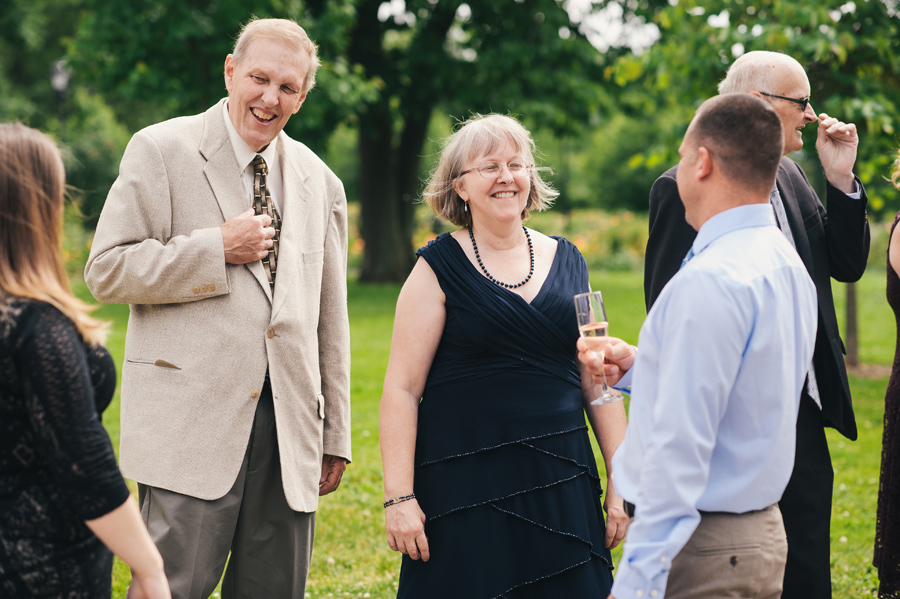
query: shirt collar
[
  {"left": 691, "top": 203, "right": 777, "bottom": 259},
  {"left": 222, "top": 100, "right": 279, "bottom": 171}
]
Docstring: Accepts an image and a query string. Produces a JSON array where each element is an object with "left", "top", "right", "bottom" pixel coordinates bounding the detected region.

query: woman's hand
[
  {"left": 385, "top": 499, "right": 430, "bottom": 562},
  {"left": 126, "top": 567, "right": 171, "bottom": 599},
  {"left": 85, "top": 498, "right": 171, "bottom": 599},
  {"left": 603, "top": 481, "right": 630, "bottom": 550}
]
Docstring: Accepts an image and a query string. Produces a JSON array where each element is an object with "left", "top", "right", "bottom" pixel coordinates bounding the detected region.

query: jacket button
[
  {"left": 192, "top": 286, "right": 200, "bottom": 294},
  {"left": 267, "top": 328, "right": 275, "bottom": 339},
  {"left": 209, "top": 284, "right": 216, "bottom": 292},
  {"left": 251, "top": 390, "right": 260, "bottom": 398},
  {"left": 201, "top": 285, "right": 208, "bottom": 292}
]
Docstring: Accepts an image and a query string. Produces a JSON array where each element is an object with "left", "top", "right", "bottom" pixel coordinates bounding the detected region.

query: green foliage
[
  {"left": 61, "top": 89, "right": 132, "bottom": 225},
  {"left": 67, "top": 0, "right": 384, "bottom": 149},
  {"left": 0, "top": 0, "right": 131, "bottom": 230},
  {"left": 613, "top": 0, "right": 900, "bottom": 217},
  {"left": 70, "top": 0, "right": 248, "bottom": 130},
  {"left": 0, "top": 0, "right": 81, "bottom": 126},
  {"left": 533, "top": 112, "right": 678, "bottom": 212}
]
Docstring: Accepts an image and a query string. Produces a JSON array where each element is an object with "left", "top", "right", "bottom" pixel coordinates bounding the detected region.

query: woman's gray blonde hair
[{"left": 423, "top": 114, "right": 558, "bottom": 227}]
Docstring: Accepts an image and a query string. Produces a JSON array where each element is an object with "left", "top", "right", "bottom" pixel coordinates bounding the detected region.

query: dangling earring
[{"left": 464, "top": 201, "right": 468, "bottom": 213}]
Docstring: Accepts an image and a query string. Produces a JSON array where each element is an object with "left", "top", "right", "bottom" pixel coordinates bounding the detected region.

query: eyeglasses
[
  {"left": 458, "top": 161, "right": 533, "bottom": 179},
  {"left": 760, "top": 92, "right": 811, "bottom": 112}
]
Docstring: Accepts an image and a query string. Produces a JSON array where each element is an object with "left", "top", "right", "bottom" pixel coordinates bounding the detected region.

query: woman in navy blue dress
[{"left": 380, "top": 114, "right": 628, "bottom": 598}]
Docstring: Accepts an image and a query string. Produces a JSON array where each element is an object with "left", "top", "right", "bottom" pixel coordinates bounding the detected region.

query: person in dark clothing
[
  {"left": 876, "top": 149, "right": 900, "bottom": 598},
  {"left": 0, "top": 123, "right": 169, "bottom": 598}
]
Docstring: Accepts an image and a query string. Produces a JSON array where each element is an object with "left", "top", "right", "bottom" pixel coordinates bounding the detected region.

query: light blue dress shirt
[{"left": 610, "top": 203, "right": 817, "bottom": 599}]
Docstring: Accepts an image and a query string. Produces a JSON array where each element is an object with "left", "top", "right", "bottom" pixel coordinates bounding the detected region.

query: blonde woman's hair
[
  {"left": 0, "top": 123, "right": 107, "bottom": 345},
  {"left": 232, "top": 17, "right": 321, "bottom": 96},
  {"left": 892, "top": 149, "right": 900, "bottom": 190},
  {"left": 423, "top": 114, "right": 559, "bottom": 227}
]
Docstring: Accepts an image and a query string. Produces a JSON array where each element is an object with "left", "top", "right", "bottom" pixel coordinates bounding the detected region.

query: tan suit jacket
[{"left": 85, "top": 100, "right": 351, "bottom": 512}]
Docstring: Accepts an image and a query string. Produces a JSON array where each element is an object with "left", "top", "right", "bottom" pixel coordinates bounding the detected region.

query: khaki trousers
[
  {"left": 666, "top": 504, "right": 787, "bottom": 599},
  {"left": 138, "top": 387, "right": 315, "bottom": 599}
]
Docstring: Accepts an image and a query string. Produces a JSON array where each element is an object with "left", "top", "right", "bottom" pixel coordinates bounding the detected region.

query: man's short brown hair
[{"left": 689, "top": 93, "right": 784, "bottom": 195}]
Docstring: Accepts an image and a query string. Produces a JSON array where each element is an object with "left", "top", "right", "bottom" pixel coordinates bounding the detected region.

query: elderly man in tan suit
[{"left": 85, "top": 18, "right": 350, "bottom": 599}]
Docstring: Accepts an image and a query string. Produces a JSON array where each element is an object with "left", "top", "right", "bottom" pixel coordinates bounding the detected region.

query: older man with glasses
[{"left": 642, "top": 51, "right": 870, "bottom": 599}]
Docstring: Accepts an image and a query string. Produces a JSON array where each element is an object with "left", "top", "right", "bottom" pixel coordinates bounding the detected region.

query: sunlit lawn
[{"left": 75, "top": 265, "right": 890, "bottom": 599}]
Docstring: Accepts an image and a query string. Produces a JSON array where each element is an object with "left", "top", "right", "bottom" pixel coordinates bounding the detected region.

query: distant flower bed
[{"left": 345, "top": 203, "right": 650, "bottom": 275}]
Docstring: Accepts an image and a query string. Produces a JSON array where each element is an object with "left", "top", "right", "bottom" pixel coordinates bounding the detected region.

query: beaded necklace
[{"left": 467, "top": 225, "right": 535, "bottom": 289}]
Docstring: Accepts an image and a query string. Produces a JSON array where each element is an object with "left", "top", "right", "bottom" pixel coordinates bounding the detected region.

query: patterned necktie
[
  {"left": 769, "top": 185, "right": 796, "bottom": 247},
  {"left": 770, "top": 184, "right": 821, "bottom": 409},
  {"left": 252, "top": 155, "right": 281, "bottom": 290}
]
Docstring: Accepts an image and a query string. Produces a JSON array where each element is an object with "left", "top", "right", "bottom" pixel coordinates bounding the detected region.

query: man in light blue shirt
[{"left": 579, "top": 94, "right": 817, "bottom": 599}]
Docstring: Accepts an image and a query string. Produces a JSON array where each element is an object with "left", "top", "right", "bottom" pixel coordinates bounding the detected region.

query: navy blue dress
[{"left": 397, "top": 233, "right": 614, "bottom": 598}]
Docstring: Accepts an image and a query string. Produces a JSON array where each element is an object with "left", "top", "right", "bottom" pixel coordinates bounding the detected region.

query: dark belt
[{"left": 621, "top": 501, "right": 774, "bottom": 520}]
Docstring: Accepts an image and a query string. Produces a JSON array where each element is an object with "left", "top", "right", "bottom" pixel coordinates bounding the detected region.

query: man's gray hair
[
  {"left": 232, "top": 17, "right": 321, "bottom": 96},
  {"left": 718, "top": 51, "right": 802, "bottom": 94}
]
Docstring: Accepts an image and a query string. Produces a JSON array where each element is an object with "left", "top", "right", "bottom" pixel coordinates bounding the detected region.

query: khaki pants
[
  {"left": 666, "top": 504, "right": 787, "bottom": 599},
  {"left": 138, "top": 387, "right": 315, "bottom": 599}
]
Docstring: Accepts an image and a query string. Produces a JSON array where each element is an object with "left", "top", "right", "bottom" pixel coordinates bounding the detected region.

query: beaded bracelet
[{"left": 383, "top": 493, "right": 416, "bottom": 508}]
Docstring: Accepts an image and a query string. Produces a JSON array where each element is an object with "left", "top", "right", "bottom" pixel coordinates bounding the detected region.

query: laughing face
[
  {"left": 764, "top": 63, "right": 817, "bottom": 155},
  {"left": 454, "top": 139, "right": 533, "bottom": 227},
  {"left": 224, "top": 37, "right": 310, "bottom": 152}
]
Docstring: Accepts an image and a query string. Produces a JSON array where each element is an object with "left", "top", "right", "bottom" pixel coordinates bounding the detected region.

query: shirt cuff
[
  {"left": 841, "top": 178, "right": 862, "bottom": 199},
  {"left": 612, "top": 354, "right": 636, "bottom": 393},
  {"left": 611, "top": 552, "right": 670, "bottom": 599}
]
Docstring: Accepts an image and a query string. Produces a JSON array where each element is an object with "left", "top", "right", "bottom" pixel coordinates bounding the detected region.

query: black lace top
[{"left": 0, "top": 296, "right": 130, "bottom": 596}]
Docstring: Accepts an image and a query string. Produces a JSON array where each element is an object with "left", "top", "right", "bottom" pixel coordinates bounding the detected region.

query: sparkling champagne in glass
[{"left": 574, "top": 291, "right": 621, "bottom": 404}]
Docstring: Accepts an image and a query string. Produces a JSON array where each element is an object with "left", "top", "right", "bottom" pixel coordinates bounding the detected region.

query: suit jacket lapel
[
  {"left": 776, "top": 159, "right": 815, "bottom": 279},
  {"left": 200, "top": 100, "right": 273, "bottom": 302},
  {"left": 271, "top": 134, "right": 313, "bottom": 317}
]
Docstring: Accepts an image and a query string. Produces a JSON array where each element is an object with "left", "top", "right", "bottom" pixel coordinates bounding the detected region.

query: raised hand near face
[{"left": 816, "top": 113, "right": 859, "bottom": 195}]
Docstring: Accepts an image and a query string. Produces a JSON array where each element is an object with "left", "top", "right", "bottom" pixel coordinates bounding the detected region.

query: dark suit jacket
[{"left": 643, "top": 156, "right": 870, "bottom": 440}]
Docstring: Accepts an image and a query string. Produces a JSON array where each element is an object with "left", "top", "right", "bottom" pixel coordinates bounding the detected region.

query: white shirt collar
[{"left": 222, "top": 100, "right": 279, "bottom": 171}]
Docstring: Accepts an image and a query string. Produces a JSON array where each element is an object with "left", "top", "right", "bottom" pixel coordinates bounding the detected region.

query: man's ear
[
  {"left": 224, "top": 54, "right": 235, "bottom": 93},
  {"left": 696, "top": 146, "right": 714, "bottom": 180},
  {"left": 292, "top": 92, "right": 308, "bottom": 114}
]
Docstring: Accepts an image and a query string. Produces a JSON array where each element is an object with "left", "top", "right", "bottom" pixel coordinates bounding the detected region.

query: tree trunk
[
  {"left": 396, "top": 102, "right": 434, "bottom": 244},
  {"left": 357, "top": 101, "right": 415, "bottom": 282},
  {"left": 351, "top": 0, "right": 458, "bottom": 282},
  {"left": 356, "top": 105, "right": 433, "bottom": 282},
  {"left": 846, "top": 281, "right": 859, "bottom": 367}
]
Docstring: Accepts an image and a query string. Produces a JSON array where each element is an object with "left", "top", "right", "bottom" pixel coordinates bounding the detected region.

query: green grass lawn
[{"left": 75, "top": 267, "right": 890, "bottom": 599}]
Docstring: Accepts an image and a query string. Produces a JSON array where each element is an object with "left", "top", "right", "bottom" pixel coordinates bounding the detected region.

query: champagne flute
[{"left": 574, "top": 291, "right": 621, "bottom": 405}]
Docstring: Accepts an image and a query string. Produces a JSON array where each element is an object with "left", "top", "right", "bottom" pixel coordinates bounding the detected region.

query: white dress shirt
[{"left": 610, "top": 203, "right": 817, "bottom": 598}]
